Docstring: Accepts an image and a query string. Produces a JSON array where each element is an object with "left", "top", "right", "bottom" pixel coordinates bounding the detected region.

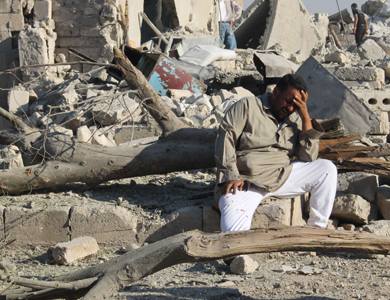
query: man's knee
[{"left": 316, "top": 159, "right": 337, "bottom": 176}]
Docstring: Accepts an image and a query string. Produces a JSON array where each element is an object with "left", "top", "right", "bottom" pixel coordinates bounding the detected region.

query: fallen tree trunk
[{"left": 2, "top": 226, "right": 390, "bottom": 300}]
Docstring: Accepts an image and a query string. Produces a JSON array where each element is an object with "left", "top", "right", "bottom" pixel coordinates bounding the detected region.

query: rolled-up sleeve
[
  {"left": 215, "top": 99, "right": 248, "bottom": 184},
  {"left": 294, "top": 117, "right": 324, "bottom": 162}
]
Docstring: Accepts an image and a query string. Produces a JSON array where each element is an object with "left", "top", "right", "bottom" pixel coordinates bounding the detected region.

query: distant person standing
[
  {"left": 218, "top": 0, "right": 242, "bottom": 50},
  {"left": 351, "top": 3, "right": 368, "bottom": 47}
]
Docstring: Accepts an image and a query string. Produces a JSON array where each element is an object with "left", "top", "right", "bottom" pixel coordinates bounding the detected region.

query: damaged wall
[{"left": 53, "top": 0, "right": 125, "bottom": 72}]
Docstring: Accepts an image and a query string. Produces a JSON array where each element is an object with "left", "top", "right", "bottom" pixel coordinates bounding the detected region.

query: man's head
[
  {"left": 270, "top": 74, "right": 308, "bottom": 122},
  {"left": 351, "top": 3, "right": 358, "bottom": 10}
]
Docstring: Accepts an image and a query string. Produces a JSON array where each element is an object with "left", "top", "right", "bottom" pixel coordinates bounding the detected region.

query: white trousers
[{"left": 219, "top": 159, "right": 337, "bottom": 231}]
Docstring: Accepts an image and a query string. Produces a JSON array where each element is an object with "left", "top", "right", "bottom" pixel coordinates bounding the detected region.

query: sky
[{"left": 243, "top": 0, "right": 367, "bottom": 15}]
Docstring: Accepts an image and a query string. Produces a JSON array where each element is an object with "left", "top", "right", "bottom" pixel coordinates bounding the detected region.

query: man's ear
[{"left": 272, "top": 86, "right": 279, "bottom": 97}]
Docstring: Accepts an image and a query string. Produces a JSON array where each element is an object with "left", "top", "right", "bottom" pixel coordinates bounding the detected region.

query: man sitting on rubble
[
  {"left": 218, "top": 0, "right": 242, "bottom": 50},
  {"left": 351, "top": 3, "right": 368, "bottom": 47},
  {"left": 214, "top": 74, "right": 337, "bottom": 231}
]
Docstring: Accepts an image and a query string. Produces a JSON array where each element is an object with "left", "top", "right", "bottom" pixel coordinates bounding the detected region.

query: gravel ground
[{"left": 1, "top": 170, "right": 390, "bottom": 299}]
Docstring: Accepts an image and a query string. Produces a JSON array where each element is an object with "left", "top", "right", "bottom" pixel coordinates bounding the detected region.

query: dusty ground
[{"left": 1, "top": 170, "right": 390, "bottom": 300}]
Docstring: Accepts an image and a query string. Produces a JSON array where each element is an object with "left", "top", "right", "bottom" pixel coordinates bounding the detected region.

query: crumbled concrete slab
[
  {"left": 34, "top": 0, "right": 52, "bottom": 21},
  {"left": 251, "top": 198, "right": 292, "bottom": 228},
  {"left": 236, "top": 0, "right": 322, "bottom": 60},
  {"left": 362, "top": 220, "right": 390, "bottom": 236},
  {"left": 70, "top": 205, "right": 139, "bottom": 246},
  {"left": 92, "top": 95, "right": 141, "bottom": 126},
  {"left": 145, "top": 206, "right": 203, "bottom": 243},
  {"left": 332, "top": 194, "right": 378, "bottom": 225},
  {"left": 47, "top": 236, "right": 99, "bottom": 265},
  {"left": 347, "top": 174, "right": 379, "bottom": 203},
  {"left": 114, "top": 125, "right": 161, "bottom": 145},
  {"left": 7, "top": 90, "right": 29, "bottom": 114},
  {"left": 369, "top": 111, "right": 389, "bottom": 135},
  {"left": 296, "top": 56, "right": 379, "bottom": 134},
  {"left": 333, "top": 67, "right": 385, "bottom": 83},
  {"left": 358, "top": 39, "right": 388, "bottom": 61},
  {"left": 352, "top": 89, "right": 390, "bottom": 115},
  {"left": 253, "top": 52, "right": 299, "bottom": 78},
  {"left": 4, "top": 206, "right": 71, "bottom": 246}
]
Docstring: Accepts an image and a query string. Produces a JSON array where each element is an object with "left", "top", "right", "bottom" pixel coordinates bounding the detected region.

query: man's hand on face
[
  {"left": 293, "top": 90, "right": 313, "bottom": 131},
  {"left": 293, "top": 90, "right": 309, "bottom": 120},
  {"left": 221, "top": 179, "right": 245, "bottom": 195}
]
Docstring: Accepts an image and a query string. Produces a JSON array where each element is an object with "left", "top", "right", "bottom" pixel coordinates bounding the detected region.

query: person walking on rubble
[
  {"left": 351, "top": 3, "right": 368, "bottom": 47},
  {"left": 218, "top": 0, "right": 242, "bottom": 50},
  {"left": 214, "top": 74, "right": 337, "bottom": 232}
]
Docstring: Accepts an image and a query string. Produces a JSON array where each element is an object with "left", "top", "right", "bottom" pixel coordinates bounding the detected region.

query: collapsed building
[{"left": 2, "top": 0, "right": 390, "bottom": 248}]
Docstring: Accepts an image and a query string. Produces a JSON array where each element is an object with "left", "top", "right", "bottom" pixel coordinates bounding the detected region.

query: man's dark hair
[
  {"left": 351, "top": 3, "right": 358, "bottom": 9},
  {"left": 276, "top": 74, "right": 308, "bottom": 93}
]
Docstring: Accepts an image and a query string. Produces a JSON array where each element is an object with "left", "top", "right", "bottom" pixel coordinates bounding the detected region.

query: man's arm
[
  {"left": 293, "top": 90, "right": 324, "bottom": 162},
  {"left": 215, "top": 99, "right": 248, "bottom": 195},
  {"left": 353, "top": 13, "right": 358, "bottom": 34},
  {"left": 365, "top": 17, "right": 368, "bottom": 34}
]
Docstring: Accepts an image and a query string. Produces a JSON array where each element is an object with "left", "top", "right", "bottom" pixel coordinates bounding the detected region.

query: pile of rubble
[{"left": 2, "top": 0, "right": 390, "bottom": 249}]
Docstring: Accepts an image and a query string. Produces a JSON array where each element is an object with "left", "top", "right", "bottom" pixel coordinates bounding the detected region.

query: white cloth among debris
[{"left": 179, "top": 45, "right": 237, "bottom": 67}]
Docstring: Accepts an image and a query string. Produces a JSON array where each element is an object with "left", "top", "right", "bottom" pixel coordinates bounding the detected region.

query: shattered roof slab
[
  {"left": 235, "top": 0, "right": 322, "bottom": 59},
  {"left": 296, "top": 56, "right": 380, "bottom": 135}
]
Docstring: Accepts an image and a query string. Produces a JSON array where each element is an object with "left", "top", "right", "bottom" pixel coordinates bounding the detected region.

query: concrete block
[
  {"left": 210, "top": 95, "right": 222, "bottom": 107},
  {"left": 291, "top": 194, "right": 309, "bottom": 226},
  {"left": 375, "top": 185, "right": 390, "bottom": 220},
  {"left": 92, "top": 95, "right": 141, "bottom": 126},
  {"left": 334, "top": 67, "right": 385, "bottom": 83},
  {"left": 0, "top": 145, "right": 23, "bottom": 169},
  {"left": 341, "top": 80, "right": 384, "bottom": 90},
  {"left": 201, "top": 114, "right": 218, "bottom": 129},
  {"left": 331, "top": 194, "right": 378, "bottom": 225},
  {"left": 369, "top": 111, "right": 389, "bottom": 135},
  {"left": 353, "top": 89, "right": 390, "bottom": 113},
  {"left": 90, "top": 128, "right": 116, "bottom": 147},
  {"left": 77, "top": 125, "right": 92, "bottom": 143},
  {"left": 70, "top": 205, "right": 138, "bottom": 246},
  {"left": 0, "top": 0, "right": 21, "bottom": 13},
  {"left": 34, "top": 0, "right": 52, "bottom": 21},
  {"left": 18, "top": 28, "right": 49, "bottom": 74},
  {"left": 0, "top": 13, "right": 24, "bottom": 31},
  {"left": 47, "top": 236, "right": 99, "bottom": 265},
  {"left": 4, "top": 206, "right": 70, "bottom": 246},
  {"left": 251, "top": 198, "right": 291, "bottom": 229},
  {"left": 202, "top": 206, "right": 220, "bottom": 233},
  {"left": 296, "top": 56, "right": 379, "bottom": 135},
  {"left": 347, "top": 174, "right": 379, "bottom": 202},
  {"left": 184, "top": 104, "right": 210, "bottom": 118},
  {"left": 114, "top": 125, "right": 161, "bottom": 145},
  {"left": 358, "top": 39, "right": 387, "bottom": 61},
  {"left": 7, "top": 90, "right": 29, "bottom": 114},
  {"left": 210, "top": 60, "right": 236, "bottom": 70},
  {"left": 146, "top": 206, "right": 202, "bottom": 243},
  {"left": 362, "top": 220, "right": 390, "bottom": 236},
  {"left": 230, "top": 255, "right": 258, "bottom": 275}
]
